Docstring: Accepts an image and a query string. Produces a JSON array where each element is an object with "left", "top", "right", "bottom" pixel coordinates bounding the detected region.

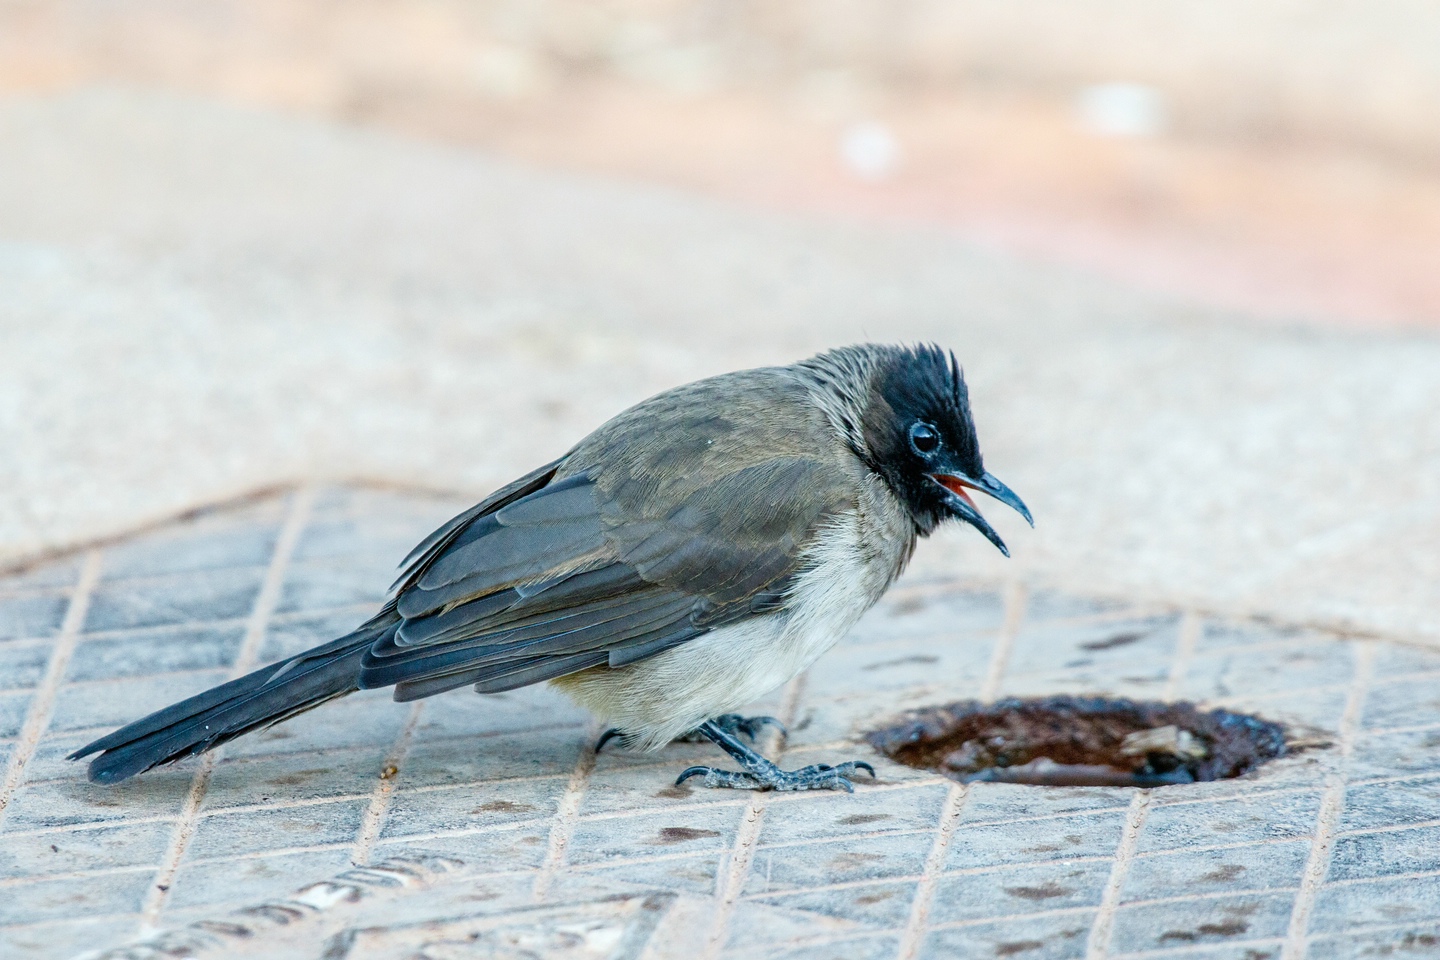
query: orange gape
[{"left": 932, "top": 473, "right": 978, "bottom": 508}]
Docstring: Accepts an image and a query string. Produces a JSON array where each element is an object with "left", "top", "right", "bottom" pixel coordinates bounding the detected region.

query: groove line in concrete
[
  {"left": 1281, "top": 640, "right": 1376, "bottom": 960},
  {"left": 0, "top": 549, "right": 102, "bottom": 823},
  {"left": 136, "top": 487, "right": 314, "bottom": 933}
]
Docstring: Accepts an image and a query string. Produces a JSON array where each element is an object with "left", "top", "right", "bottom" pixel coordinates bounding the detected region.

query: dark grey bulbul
[{"left": 72, "top": 343, "right": 1031, "bottom": 792}]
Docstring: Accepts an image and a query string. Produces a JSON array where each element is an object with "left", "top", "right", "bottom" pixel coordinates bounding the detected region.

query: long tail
[{"left": 69, "top": 613, "right": 398, "bottom": 784}]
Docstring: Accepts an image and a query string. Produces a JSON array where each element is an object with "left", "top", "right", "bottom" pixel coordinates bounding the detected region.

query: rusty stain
[
  {"left": 1160, "top": 920, "right": 1250, "bottom": 942},
  {"left": 1199, "top": 921, "right": 1250, "bottom": 937},
  {"left": 868, "top": 695, "right": 1286, "bottom": 787},
  {"left": 655, "top": 826, "right": 721, "bottom": 844},
  {"left": 469, "top": 800, "right": 535, "bottom": 815},
  {"left": 1004, "top": 883, "right": 1071, "bottom": 900}
]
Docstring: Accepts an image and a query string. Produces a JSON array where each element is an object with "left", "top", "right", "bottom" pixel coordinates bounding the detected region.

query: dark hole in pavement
[{"left": 867, "top": 695, "right": 1286, "bottom": 787}]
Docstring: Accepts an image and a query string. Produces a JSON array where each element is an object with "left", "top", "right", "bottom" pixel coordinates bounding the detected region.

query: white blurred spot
[
  {"left": 840, "top": 121, "right": 901, "bottom": 181},
  {"left": 1076, "top": 84, "right": 1168, "bottom": 138},
  {"left": 471, "top": 47, "right": 547, "bottom": 99}
]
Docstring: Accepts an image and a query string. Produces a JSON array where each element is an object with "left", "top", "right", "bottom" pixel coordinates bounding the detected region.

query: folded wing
[{"left": 360, "top": 456, "right": 854, "bottom": 699}]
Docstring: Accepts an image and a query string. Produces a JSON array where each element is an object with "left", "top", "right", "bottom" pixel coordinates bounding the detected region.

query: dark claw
[
  {"left": 595, "top": 728, "right": 625, "bottom": 753},
  {"left": 676, "top": 765, "right": 765, "bottom": 790},
  {"left": 675, "top": 765, "right": 708, "bottom": 786}
]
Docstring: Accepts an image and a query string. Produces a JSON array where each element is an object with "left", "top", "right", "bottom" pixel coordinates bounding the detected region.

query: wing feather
[
  {"left": 390, "top": 457, "right": 562, "bottom": 593},
  {"left": 360, "top": 589, "right": 697, "bottom": 688},
  {"left": 395, "top": 650, "right": 611, "bottom": 701},
  {"left": 418, "top": 475, "right": 603, "bottom": 590},
  {"left": 363, "top": 426, "right": 859, "bottom": 701}
]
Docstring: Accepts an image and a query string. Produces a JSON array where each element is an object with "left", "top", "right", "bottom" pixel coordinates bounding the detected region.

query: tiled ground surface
[{"left": 0, "top": 487, "right": 1437, "bottom": 959}]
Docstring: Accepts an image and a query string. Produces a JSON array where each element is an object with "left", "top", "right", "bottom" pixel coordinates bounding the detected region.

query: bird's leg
[
  {"left": 595, "top": 713, "right": 786, "bottom": 754},
  {"left": 677, "top": 713, "right": 787, "bottom": 744},
  {"left": 675, "top": 719, "right": 876, "bottom": 792}
]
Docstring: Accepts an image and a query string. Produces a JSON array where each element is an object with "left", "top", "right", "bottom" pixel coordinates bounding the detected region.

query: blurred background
[
  {"left": 2, "top": 1, "right": 1439, "bottom": 644},
  {"left": 3, "top": 0, "right": 1438, "bottom": 327}
]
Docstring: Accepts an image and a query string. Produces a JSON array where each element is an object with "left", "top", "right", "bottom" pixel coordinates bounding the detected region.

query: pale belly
[
  {"left": 550, "top": 495, "right": 914, "bottom": 749},
  {"left": 551, "top": 614, "right": 830, "bottom": 749}
]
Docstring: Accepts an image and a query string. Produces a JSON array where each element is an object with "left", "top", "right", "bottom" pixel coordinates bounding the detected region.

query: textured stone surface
[{"left": 0, "top": 487, "right": 1436, "bottom": 958}]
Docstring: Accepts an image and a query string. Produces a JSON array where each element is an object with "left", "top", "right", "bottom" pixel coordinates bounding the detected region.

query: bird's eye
[{"left": 909, "top": 421, "right": 941, "bottom": 455}]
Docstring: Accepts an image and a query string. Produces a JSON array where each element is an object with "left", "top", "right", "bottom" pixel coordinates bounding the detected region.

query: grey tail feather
[{"left": 69, "top": 613, "right": 398, "bottom": 784}]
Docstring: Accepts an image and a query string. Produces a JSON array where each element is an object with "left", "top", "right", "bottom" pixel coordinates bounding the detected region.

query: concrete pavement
[{"left": 3, "top": 486, "right": 1436, "bottom": 959}]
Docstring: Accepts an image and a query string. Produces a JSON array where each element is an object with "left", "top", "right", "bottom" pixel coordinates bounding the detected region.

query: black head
[{"left": 860, "top": 345, "right": 1032, "bottom": 552}]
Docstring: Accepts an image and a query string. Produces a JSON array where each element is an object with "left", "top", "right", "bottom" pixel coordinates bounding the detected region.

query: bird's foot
[
  {"left": 674, "top": 718, "right": 875, "bottom": 793},
  {"left": 595, "top": 713, "right": 786, "bottom": 754}
]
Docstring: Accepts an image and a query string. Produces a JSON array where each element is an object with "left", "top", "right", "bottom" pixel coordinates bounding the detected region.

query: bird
[{"left": 71, "top": 343, "right": 1031, "bottom": 792}]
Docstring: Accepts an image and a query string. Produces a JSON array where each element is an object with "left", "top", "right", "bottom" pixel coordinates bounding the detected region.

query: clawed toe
[
  {"left": 675, "top": 765, "right": 766, "bottom": 790},
  {"left": 594, "top": 728, "right": 628, "bottom": 753},
  {"left": 838, "top": 761, "right": 877, "bottom": 779},
  {"left": 789, "top": 760, "right": 876, "bottom": 780}
]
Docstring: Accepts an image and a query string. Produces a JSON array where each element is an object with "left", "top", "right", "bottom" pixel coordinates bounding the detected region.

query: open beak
[{"left": 928, "top": 472, "right": 1034, "bottom": 557}]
